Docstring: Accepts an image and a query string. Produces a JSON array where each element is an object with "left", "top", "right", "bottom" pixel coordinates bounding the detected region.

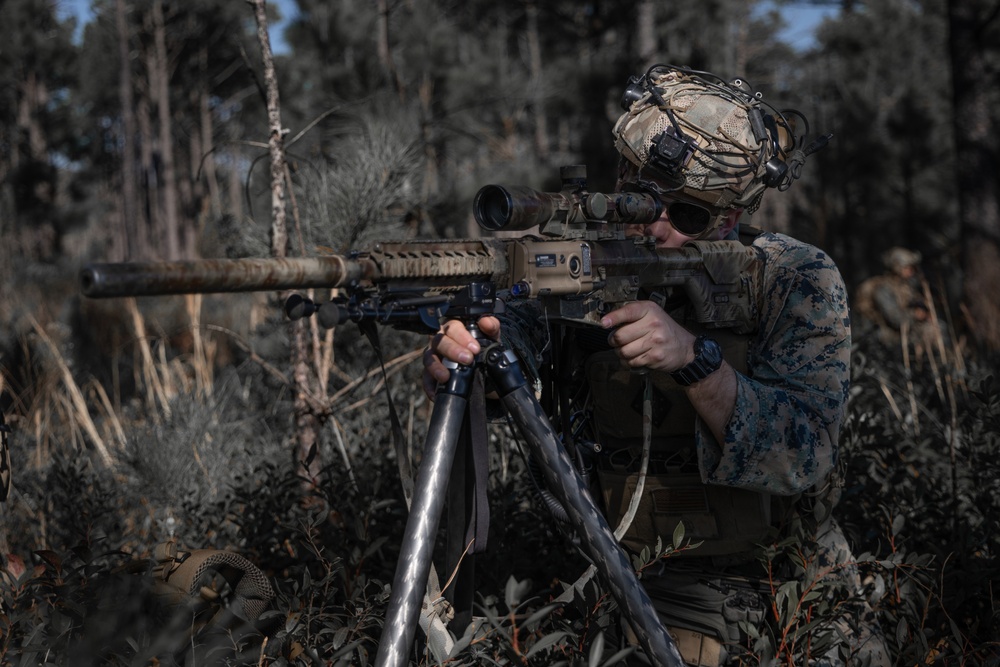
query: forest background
[{"left": 1, "top": 0, "right": 998, "bottom": 665}]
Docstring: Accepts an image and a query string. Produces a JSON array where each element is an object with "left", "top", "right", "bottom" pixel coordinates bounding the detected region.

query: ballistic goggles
[{"left": 620, "top": 176, "right": 727, "bottom": 239}]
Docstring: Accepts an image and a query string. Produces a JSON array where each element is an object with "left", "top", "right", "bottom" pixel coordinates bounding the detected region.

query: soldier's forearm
[{"left": 685, "top": 360, "right": 738, "bottom": 447}]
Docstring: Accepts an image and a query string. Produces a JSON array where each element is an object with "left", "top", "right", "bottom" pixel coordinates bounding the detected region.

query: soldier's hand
[
  {"left": 602, "top": 302, "right": 696, "bottom": 373},
  {"left": 422, "top": 316, "right": 501, "bottom": 399}
]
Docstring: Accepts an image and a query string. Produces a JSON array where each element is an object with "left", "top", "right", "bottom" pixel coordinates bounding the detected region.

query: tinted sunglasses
[
  {"left": 666, "top": 200, "right": 719, "bottom": 236},
  {"left": 621, "top": 180, "right": 721, "bottom": 237}
]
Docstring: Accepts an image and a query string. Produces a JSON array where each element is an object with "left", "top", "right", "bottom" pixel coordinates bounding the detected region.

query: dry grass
[
  {"left": 0, "top": 276, "right": 425, "bottom": 488},
  {"left": 869, "top": 274, "right": 969, "bottom": 438},
  {"left": 1, "top": 293, "right": 237, "bottom": 480}
]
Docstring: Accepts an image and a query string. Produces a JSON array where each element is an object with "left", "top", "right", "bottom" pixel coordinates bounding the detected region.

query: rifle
[
  {"left": 82, "top": 165, "right": 761, "bottom": 334},
  {"left": 81, "top": 165, "right": 762, "bottom": 667}
]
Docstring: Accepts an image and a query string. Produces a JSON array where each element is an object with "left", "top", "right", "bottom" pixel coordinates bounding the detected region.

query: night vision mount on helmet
[{"left": 613, "top": 64, "right": 831, "bottom": 214}]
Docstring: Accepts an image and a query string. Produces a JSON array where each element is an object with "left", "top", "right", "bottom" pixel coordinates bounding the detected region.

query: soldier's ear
[{"left": 718, "top": 209, "right": 742, "bottom": 237}]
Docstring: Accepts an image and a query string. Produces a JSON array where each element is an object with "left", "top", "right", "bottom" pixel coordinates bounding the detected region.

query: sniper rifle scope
[{"left": 473, "top": 165, "right": 662, "bottom": 234}]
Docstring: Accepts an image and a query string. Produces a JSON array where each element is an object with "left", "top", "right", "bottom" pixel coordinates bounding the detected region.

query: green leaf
[
  {"left": 449, "top": 621, "right": 480, "bottom": 658},
  {"left": 363, "top": 535, "right": 390, "bottom": 559},
  {"left": 895, "top": 618, "right": 909, "bottom": 645},
  {"left": 329, "top": 639, "right": 364, "bottom": 663},
  {"left": 775, "top": 581, "right": 799, "bottom": 622},
  {"left": 600, "top": 646, "right": 636, "bottom": 667},
  {"left": 672, "top": 521, "right": 686, "bottom": 550},
  {"left": 948, "top": 617, "right": 965, "bottom": 644},
  {"left": 738, "top": 619, "right": 760, "bottom": 640},
  {"left": 525, "top": 630, "right": 571, "bottom": 658},
  {"left": 801, "top": 588, "right": 823, "bottom": 603},
  {"left": 524, "top": 601, "right": 564, "bottom": 629},
  {"left": 588, "top": 630, "right": 606, "bottom": 667}
]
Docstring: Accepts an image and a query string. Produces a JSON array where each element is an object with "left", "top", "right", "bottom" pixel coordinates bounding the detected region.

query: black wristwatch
[{"left": 669, "top": 335, "right": 723, "bottom": 386}]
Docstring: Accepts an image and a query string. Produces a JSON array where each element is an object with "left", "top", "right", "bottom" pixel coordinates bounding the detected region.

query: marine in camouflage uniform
[
  {"left": 855, "top": 247, "right": 939, "bottom": 357},
  {"left": 497, "top": 229, "right": 885, "bottom": 666},
  {"left": 425, "top": 65, "right": 888, "bottom": 666}
]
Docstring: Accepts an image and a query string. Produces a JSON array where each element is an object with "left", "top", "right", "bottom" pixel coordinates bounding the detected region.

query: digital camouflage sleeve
[
  {"left": 496, "top": 231, "right": 852, "bottom": 498},
  {"left": 696, "top": 232, "right": 851, "bottom": 495}
]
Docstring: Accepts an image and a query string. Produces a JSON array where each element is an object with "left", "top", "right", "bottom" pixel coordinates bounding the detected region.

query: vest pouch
[{"left": 597, "top": 468, "right": 772, "bottom": 557}]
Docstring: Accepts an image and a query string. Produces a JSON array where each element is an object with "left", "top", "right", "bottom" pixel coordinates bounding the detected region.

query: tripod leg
[
  {"left": 375, "top": 361, "right": 476, "bottom": 667},
  {"left": 444, "top": 388, "right": 483, "bottom": 633},
  {"left": 483, "top": 346, "right": 685, "bottom": 667}
]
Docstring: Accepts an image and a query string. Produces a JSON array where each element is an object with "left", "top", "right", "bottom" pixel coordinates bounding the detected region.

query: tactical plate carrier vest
[{"left": 587, "top": 230, "right": 772, "bottom": 558}]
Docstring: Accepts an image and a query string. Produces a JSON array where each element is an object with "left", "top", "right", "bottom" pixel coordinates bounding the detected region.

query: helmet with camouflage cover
[
  {"left": 612, "top": 64, "right": 826, "bottom": 215},
  {"left": 881, "top": 247, "right": 922, "bottom": 276}
]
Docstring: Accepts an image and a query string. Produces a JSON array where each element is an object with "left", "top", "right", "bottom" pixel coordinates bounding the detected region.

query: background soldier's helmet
[
  {"left": 612, "top": 64, "right": 827, "bottom": 213},
  {"left": 882, "top": 247, "right": 922, "bottom": 275}
]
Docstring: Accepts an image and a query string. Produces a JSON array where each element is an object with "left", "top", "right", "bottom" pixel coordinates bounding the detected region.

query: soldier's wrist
[{"left": 670, "top": 335, "right": 723, "bottom": 386}]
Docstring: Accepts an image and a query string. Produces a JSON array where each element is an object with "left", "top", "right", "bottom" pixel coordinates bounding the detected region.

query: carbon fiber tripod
[{"left": 373, "top": 303, "right": 684, "bottom": 667}]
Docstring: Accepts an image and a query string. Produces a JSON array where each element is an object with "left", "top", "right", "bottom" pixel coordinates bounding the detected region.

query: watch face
[{"left": 699, "top": 336, "right": 723, "bottom": 366}]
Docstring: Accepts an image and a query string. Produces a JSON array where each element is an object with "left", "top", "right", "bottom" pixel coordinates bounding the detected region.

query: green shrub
[{"left": 3, "top": 326, "right": 999, "bottom": 665}]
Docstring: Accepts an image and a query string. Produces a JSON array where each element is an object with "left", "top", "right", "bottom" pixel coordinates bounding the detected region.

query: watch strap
[{"left": 670, "top": 335, "right": 723, "bottom": 386}]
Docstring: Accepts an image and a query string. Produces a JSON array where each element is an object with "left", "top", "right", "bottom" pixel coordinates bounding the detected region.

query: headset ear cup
[
  {"left": 764, "top": 157, "right": 789, "bottom": 188},
  {"left": 620, "top": 75, "right": 647, "bottom": 110}
]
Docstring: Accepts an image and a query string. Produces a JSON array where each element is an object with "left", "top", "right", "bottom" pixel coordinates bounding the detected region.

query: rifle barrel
[{"left": 80, "top": 255, "right": 374, "bottom": 298}]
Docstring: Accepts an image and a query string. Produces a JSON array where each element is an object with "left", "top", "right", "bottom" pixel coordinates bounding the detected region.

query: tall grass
[{"left": 1, "top": 279, "right": 997, "bottom": 664}]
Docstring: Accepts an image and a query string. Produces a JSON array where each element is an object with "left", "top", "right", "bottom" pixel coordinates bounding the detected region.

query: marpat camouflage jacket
[
  {"left": 696, "top": 231, "right": 850, "bottom": 495},
  {"left": 499, "top": 230, "right": 851, "bottom": 498}
]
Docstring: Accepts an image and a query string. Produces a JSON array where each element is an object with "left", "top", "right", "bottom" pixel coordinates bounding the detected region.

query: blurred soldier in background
[
  {"left": 425, "top": 65, "right": 889, "bottom": 666},
  {"left": 855, "top": 247, "right": 939, "bottom": 357}
]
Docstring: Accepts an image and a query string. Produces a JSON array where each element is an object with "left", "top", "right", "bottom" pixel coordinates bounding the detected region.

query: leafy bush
[
  {"left": 3, "top": 307, "right": 1000, "bottom": 665},
  {"left": 836, "top": 335, "right": 1000, "bottom": 664}
]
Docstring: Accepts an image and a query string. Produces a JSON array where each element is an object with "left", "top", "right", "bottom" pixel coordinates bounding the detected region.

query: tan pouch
[
  {"left": 670, "top": 626, "right": 724, "bottom": 667},
  {"left": 623, "top": 622, "right": 725, "bottom": 667}
]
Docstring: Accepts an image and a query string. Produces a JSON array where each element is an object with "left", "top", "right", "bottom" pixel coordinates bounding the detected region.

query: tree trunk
[
  {"left": 947, "top": 0, "right": 1000, "bottom": 351},
  {"left": 152, "top": 0, "right": 181, "bottom": 260},
  {"left": 376, "top": 0, "right": 405, "bottom": 101},
  {"left": 251, "top": 0, "right": 322, "bottom": 485},
  {"left": 14, "top": 69, "right": 58, "bottom": 261},
  {"left": 116, "top": 0, "right": 140, "bottom": 261},
  {"left": 419, "top": 71, "right": 439, "bottom": 201},
  {"left": 137, "top": 70, "right": 158, "bottom": 260},
  {"left": 16, "top": 71, "right": 47, "bottom": 163},
  {"left": 199, "top": 45, "right": 222, "bottom": 221},
  {"left": 729, "top": 3, "right": 751, "bottom": 78},
  {"left": 525, "top": 1, "right": 549, "bottom": 159},
  {"left": 635, "top": 0, "right": 657, "bottom": 70}
]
